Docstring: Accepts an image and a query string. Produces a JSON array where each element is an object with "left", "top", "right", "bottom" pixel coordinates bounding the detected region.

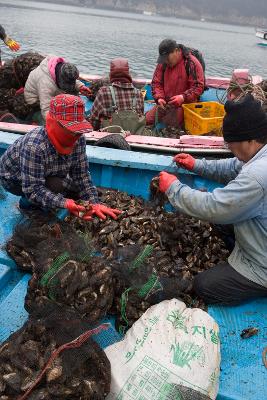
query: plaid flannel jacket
[
  {"left": 90, "top": 82, "right": 144, "bottom": 129},
  {"left": 0, "top": 127, "right": 98, "bottom": 208}
]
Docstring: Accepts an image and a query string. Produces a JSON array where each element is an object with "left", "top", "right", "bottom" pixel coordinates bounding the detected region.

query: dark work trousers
[
  {"left": 193, "top": 224, "right": 267, "bottom": 305},
  {"left": 2, "top": 177, "right": 79, "bottom": 200}
]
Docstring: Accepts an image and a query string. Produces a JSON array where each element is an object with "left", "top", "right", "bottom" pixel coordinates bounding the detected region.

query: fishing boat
[
  {"left": 256, "top": 28, "right": 267, "bottom": 46},
  {"left": 0, "top": 71, "right": 263, "bottom": 156},
  {"left": 0, "top": 131, "right": 265, "bottom": 399}
]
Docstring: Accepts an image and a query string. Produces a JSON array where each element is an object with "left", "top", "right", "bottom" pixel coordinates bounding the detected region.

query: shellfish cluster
[{"left": 0, "top": 309, "right": 111, "bottom": 399}]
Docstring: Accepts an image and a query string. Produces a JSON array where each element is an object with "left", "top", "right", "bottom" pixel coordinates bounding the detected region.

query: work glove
[
  {"left": 173, "top": 153, "right": 195, "bottom": 171},
  {"left": 15, "top": 87, "right": 24, "bottom": 95},
  {"left": 79, "top": 85, "right": 92, "bottom": 98},
  {"left": 168, "top": 95, "right": 184, "bottom": 107},
  {"left": 64, "top": 199, "right": 86, "bottom": 218},
  {"left": 157, "top": 98, "right": 167, "bottom": 109},
  {"left": 158, "top": 171, "right": 178, "bottom": 193},
  {"left": 82, "top": 204, "right": 122, "bottom": 221},
  {"left": 4, "top": 37, "right": 20, "bottom": 51}
]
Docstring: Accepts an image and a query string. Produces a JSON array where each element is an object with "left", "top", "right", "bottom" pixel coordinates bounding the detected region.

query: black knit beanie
[
  {"left": 55, "top": 62, "right": 79, "bottom": 94},
  {"left": 223, "top": 94, "right": 267, "bottom": 142}
]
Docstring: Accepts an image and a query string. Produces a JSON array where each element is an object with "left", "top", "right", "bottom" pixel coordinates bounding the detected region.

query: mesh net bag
[
  {"left": 13, "top": 52, "right": 45, "bottom": 87},
  {"left": 110, "top": 244, "right": 192, "bottom": 333},
  {"left": 7, "top": 213, "right": 113, "bottom": 323},
  {"left": 12, "top": 93, "right": 39, "bottom": 119},
  {"left": 0, "top": 305, "right": 111, "bottom": 399},
  {"left": 0, "top": 59, "right": 19, "bottom": 89},
  {"left": 0, "top": 52, "right": 44, "bottom": 89},
  {"left": 0, "top": 88, "right": 16, "bottom": 112},
  {"left": 89, "top": 78, "right": 110, "bottom": 101}
]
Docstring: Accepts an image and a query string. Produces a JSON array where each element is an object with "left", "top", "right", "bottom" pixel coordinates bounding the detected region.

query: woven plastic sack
[{"left": 105, "top": 299, "right": 220, "bottom": 400}]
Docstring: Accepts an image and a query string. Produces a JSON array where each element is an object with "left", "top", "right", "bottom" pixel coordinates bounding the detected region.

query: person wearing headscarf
[{"left": 90, "top": 58, "right": 144, "bottom": 130}]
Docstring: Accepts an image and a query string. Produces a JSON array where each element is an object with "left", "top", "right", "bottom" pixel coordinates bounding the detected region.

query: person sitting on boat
[
  {"left": 0, "top": 24, "right": 20, "bottom": 64},
  {"left": 157, "top": 94, "right": 267, "bottom": 304},
  {"left": 0, "top": 94, "right": 121, "bottom": 221},
  {"left": 90, "top": 58, "right": 145, "bottom": 133},
  {"left": 24, "top": 55, "right": 92, "bottom": 121},
  {"left": 146, "top": 39, "right": 205, "bottom": 129}
]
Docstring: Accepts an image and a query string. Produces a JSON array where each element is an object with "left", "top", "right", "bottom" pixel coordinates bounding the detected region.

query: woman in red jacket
[{"left": 146, "top": 39, "right": 205, "bottom": 128}]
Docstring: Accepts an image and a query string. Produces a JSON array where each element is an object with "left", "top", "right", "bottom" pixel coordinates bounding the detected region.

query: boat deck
[{"left": 0, "top": 132, "right": 266, "bottom": 399}]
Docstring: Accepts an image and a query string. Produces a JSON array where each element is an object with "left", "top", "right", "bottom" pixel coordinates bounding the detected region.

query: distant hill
[{"left": 25, "top": 0, "right": 267, "bottom": 26}]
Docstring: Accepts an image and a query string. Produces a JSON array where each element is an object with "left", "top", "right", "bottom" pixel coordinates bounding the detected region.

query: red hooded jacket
[{"left": 151, "top": 54, "right": 205, "bottom": 103}]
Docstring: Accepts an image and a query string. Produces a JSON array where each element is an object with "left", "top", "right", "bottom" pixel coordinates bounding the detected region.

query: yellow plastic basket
[{"left": 182, "top": 101, "right": 225, "bottom": 135}]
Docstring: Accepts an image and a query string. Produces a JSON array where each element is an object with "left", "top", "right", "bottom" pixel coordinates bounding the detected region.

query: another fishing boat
[
  {"left": 0, "top": 72, "right": 263, "bottom": 156},
  {"left": 256, "top": 28, "right": 267, "bottom": 46},
  {"left": 0, "top": 131, "right": 265, "bottom": 399}
]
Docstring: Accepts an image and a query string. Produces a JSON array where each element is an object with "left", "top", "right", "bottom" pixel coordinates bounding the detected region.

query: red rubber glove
[
  {"left": 80, "top": 85, "right": 92, "bottom": 97},
  {"left": 4, "top": 37, "right": 20, "bottom": 51},
  {"left": 173, "top": 153, "right": 195, "bottom": 171},
  {"left": 168, "top": 95, "right": 184, "bottom": 107},
  {"left": 15, "top": 87, "right": 24, "bottom": 95},
  {"left": 64, "top": 199, "right": 86, "bottom": 217},
  {"left": 159, "top": 172, "right": 178, "bottom": 193},
  {"left": 158, "top": 98, "right": 166, "bottom": 109},
  {"left": 86, "top": 204, "right": 122, "bottom": 220}
]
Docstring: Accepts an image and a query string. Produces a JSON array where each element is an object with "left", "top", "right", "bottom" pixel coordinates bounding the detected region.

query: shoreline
[{"left": 0, "top": 0, "right": 266, "bottom": 29}]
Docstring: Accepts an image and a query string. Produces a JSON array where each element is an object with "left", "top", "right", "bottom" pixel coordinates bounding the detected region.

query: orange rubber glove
[
  {"left": 159, "top": 171, "right": 178, "bottom": 193},
  {"left": 4, "top": 37, "right": 20, "bottom": 51},
  {"left": 64, "top": 199, "right": 86, "bottom": 217},
  {"left": 173, "top": 153, "right": 195, "bottom": 171},
  {"left": 82, "top": 204, "right": 122, "bottom": 221}
]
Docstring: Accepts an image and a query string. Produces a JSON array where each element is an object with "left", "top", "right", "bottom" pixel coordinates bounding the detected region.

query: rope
[
  {"left": 100, "top": 125, "right": 127, "bottom": 137},
  {"left": 40, "top": 252, "right": 70, "bottom": 287},
  {"left": 129, "top": 245, "right": 154, "bottom": 272},
  {"left": 137, "top": 272, "right": 162, "bottom": 300},
  {"left": 40, "top": 252, "right": 70, "bottom": 300},
  {"left": 263, "top": 347, "right": 267, "bottom": 369},
  {"left": 119, "top": 287, "right": 132, "bottom": 334},
  {"left": 17, "top": 323, "right": 110, "bottom": 400},
  {"left": 217, "top": 75, "right": 266, "bottom": 104}
]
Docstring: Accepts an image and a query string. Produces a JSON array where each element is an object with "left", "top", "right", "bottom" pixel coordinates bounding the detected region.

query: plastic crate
[{"left": 182, "top": 101, "right": 225, "bottom": 135}]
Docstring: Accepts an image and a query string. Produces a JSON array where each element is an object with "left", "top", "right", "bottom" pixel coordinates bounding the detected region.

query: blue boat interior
[
  {"left": 81, "top": 81, "right": 225, "bottom": 117},
  {"left": 0, "top": 131, "right": 265, "bottom": 399}
]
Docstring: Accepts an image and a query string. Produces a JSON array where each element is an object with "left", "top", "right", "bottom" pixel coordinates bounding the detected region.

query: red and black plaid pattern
[
  {"left": 90, "top": 82, "right": 144, "bottom": 130},
  {"left": 49, "top": 94, "right": 92, "bottom": 133}
]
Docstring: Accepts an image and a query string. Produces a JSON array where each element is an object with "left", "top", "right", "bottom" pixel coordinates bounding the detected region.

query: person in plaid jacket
[
  {"left": 90, "top": 58, "right": 144, "bottom": 130},
  {"left": 0, "top": 94, "right": 121, "bottom": 221}
]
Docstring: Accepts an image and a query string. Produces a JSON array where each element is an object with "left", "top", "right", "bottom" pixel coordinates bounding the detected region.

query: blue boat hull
[{"left": 0, "top": 131, "right": 266, "bottom": 400}]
